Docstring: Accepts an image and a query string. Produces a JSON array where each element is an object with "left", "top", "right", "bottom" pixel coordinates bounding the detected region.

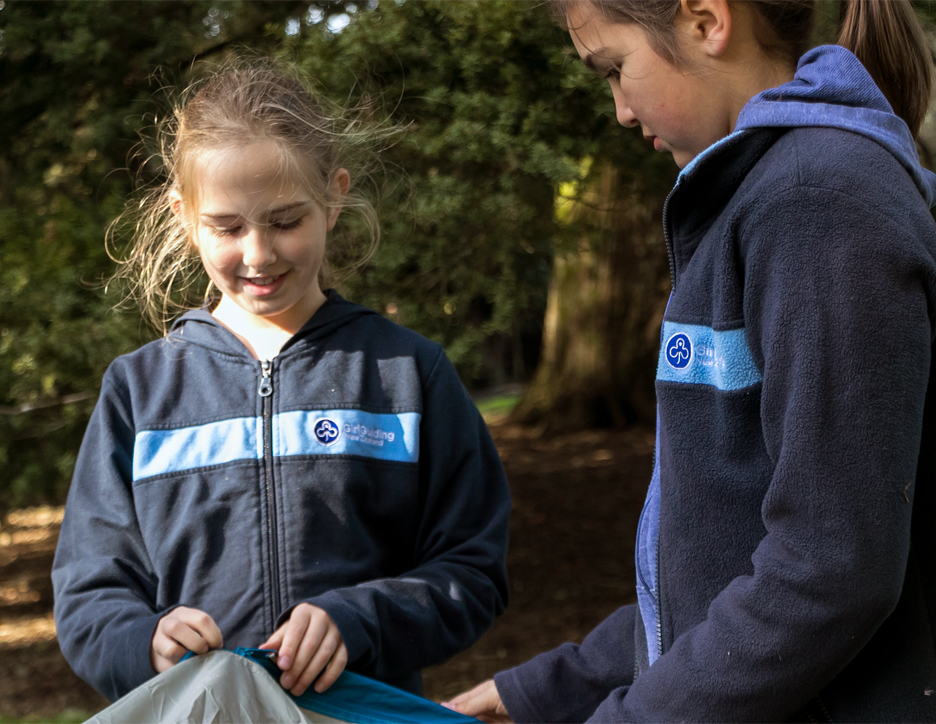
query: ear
[
  {"left": 326, "top": 168, "right": 351, "bottom": 231},
  {"left": 169, "top": 188, "right": 199, "bottom": 249},
  {"left": 169, "top": 188, "right": 184, "bottom": 218},
  {"left": 680, "top": 0, "right": 731, "bottom": 58}
]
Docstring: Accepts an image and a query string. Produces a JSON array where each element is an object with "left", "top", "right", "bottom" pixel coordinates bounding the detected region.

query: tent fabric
[{"left": 85, "top": 648, "right": 480, "bottom": 724}]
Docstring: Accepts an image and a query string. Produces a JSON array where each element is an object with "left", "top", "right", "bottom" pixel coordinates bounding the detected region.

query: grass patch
[
  {"left": 475, "top": 393, "right": 520, "bottom": 422},
  {"left": 0, "top": 710, "right": 99, "bottom": 724}
]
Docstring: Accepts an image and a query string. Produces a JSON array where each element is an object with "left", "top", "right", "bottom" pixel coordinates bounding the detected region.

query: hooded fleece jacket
[
  {"left": 52, "top": 292, "right": 510, "bottom": 703},
  {"left": 493, "top": 46, "right": 936, "bottom": 723}
]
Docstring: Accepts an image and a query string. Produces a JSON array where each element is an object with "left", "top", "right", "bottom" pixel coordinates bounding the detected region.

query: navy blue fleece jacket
[
  {"left": 494, "top": 46, "right": 936, "bottom": 723},
  {"left": 52, "top": 292, "right": 510, "bottom": 702}
]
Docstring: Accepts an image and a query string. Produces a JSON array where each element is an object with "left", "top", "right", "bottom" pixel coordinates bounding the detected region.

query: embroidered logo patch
[
  {"left": 665, "top": 332, "right": 693, "bottom": 370},
  {"left": 313, "top": 418, "right": 341, "bottom": 446}
]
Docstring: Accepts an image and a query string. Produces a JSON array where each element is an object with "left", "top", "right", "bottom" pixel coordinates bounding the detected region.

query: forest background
[
  {"left": 0, "top": 0, "right": 933, "bottom": 534},
  {"left": 2, "top": 0, "right": 936, "bottom": 719},
  {"left": 0, "top": 0, "right": 679, "bottom": 518}
]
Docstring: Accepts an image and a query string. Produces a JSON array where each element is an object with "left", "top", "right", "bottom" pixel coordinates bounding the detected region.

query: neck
[
  {"left": 727, "top": 60, "right": 796, "bottom": 133},
  {"left": 211, "top": 293, "right": 325, "bottom": 360}
]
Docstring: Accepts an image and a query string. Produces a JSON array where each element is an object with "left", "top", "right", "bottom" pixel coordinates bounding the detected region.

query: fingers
[
  {"left": 267, "top": 603, "right": 347, "bottom": 696},
  {"left": 259, "top": 626, "right": 285, "bottom": 653},
  {"left": 313, "top": 642, "right": 348, "bottom": 693},
  {"left": 274, "top": 604, "right": 313, "bottom": 674},
  {"left": 175, "top": 606, "right": 224, "bottom": 650},
  {"left": 444, "top": 680, "right": 513, "bottom": 723},
  {"left": 149, "top": 607, "right": 223, "bottom": 674},
  {"left": 279, "top": 606, "right": 327, "bottom": 691},
  {"left": 292, "top": 629, "right": 345, "bottom": 695}
]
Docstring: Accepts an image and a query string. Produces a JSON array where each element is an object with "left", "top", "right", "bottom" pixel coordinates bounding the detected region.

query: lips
[
  {"left": 248, "top": 274, "right": 281, "bottom": 286},
  {"left": 241, "top": 273, "right": 286, "bottom": 296}
]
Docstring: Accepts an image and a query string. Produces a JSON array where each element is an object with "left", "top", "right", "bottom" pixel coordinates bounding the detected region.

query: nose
[
  {"left": 241, "top": 227, "right": 276, "bottom": 273},
  {"left": 610, "top": 84, "right": 638, "bottom": 128}
]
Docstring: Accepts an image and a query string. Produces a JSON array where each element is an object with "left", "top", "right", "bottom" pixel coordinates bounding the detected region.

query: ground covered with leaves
[{"left": 0, "top": 422, "right": 652, "bottom": 720}]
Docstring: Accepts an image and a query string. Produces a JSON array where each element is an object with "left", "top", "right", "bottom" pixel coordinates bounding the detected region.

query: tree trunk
[{"left": 511, "top": 163, "right": 671, "bottom": 433}]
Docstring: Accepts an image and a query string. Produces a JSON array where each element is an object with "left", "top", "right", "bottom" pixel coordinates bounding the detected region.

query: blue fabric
[
  {"left": 634, "top": 418, "right": 661, "bottom": 666},
  {"left": 133, "top": 417, "right": 262, "bottom": 480},
  {"left": 655, "top": 322, "right": 762, "bottom": 391},
  {"left": 179, "top": 648, "right": 480, "bottom": 723},
  {"left": 274, "top": 410, "right": 421, "bottom": 463},
  {"left": 234, "top": 648, "right": 480, "bottom": 724}
]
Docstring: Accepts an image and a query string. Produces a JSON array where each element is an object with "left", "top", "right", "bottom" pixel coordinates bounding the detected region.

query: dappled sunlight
[
  {"left": 0, "top": 575, "right": 42, "bottom": 605},
  {"left": 0, "top": 505, "right": 63, "bottom": 566},
  {"left": 6, "top": 505, "right": 65, "bottom": 527},
  {"left": 0, "top": 506, "right": 63, "bottom": 649},
  {"left": 0, "top": 612, "right": 57, "bottom": 648}
]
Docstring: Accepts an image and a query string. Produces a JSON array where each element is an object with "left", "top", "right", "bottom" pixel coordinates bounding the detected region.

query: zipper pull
[{"left": 258, "top": 359, "right": 273, "bottom": 397}]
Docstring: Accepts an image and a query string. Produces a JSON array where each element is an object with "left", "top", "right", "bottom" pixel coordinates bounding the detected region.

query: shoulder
[
  {"left": 732, "top": 128, "right": 936, "bottom": 257},
  {"left": 747, "top": 127, "right": 925, "bottom": 218},
  {"left": 104, "top": 334, "right": 201, "bottom": 378},
  {"left": 335, "top": 303, "right": 447, "bottom": 370}
]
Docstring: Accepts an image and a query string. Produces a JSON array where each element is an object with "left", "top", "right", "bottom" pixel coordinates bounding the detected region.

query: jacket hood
[
  {"left": 168, "top": 290, "right": 379, "bottom": 357},
  {"left": 735, "top": 44, "right": 936, "bottom": 207}
]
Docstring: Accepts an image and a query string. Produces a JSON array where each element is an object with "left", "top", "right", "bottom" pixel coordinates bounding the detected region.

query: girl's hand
[
  {"left": 260, "top": 603, "right": 348, "bottom": 696},
  {"left": 150, "top": 606, "right": 223, "bottom": 673},
  {"left": 443, "top": 679, "right": 514, "bottom": 723}
]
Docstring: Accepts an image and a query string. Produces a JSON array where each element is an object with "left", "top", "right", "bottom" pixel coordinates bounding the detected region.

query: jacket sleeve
[
  {"left": 494, "top": 604, "right": 637, "bottom": 723},
  {"left": 52, "top": 369, "right": 165, "bottom": 701},
  {"left": 583, "top": 185, "right": 934, "bottom": 721},
  {"left": 301, "top": 346, "right": 510, "bottom": 680}
]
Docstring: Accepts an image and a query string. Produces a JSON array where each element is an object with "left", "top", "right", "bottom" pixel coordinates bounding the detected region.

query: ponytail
[{"left": 837, "top": 0, "right": 933, "bottom": 136}]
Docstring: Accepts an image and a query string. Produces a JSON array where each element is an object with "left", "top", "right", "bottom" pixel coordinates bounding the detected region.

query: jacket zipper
[
  {"left": 653, "top": 179, "right": 680, "bottom": 662},
  {"left": 258, "top": 359, "right": 282, "bottom": 629},
  {"left": 654, "top": 540, "right": 664, "bottom": 658},
  {"left": 662, "top": 178, "right": 680, "bottom": 294}
]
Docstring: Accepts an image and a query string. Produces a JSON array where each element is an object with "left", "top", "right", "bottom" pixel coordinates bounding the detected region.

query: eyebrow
[{"left": 199, "top": 201, "right": 310, "bottom": 222}]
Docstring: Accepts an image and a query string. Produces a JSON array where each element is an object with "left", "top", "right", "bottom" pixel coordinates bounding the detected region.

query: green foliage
[
  {"left": 0, "top": 1, "right": 304, "bottom": 517},
  {"left": 0, "top": 0, "right": 673, "bottom": 515},
  {"left": 287, "top": 1, "right": 671, "bottom": 376}
]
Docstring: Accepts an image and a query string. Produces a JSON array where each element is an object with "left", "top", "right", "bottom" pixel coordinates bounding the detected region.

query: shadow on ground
[{"left": 0, "top": 422, "right": 653, "bottom": 719}]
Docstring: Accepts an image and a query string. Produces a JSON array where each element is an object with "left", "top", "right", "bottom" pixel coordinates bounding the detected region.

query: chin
[{"left": 672, "top": 152, "right": 692, "bottom": 169}]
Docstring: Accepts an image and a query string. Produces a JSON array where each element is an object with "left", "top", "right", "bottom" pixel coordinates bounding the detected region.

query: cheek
[{"left": 195, "top": 237, "right": 235, "bottom": 274}]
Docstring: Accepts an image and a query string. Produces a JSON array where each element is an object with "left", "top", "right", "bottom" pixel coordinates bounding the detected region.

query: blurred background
[
  {"left": 0, "top": 0, "right": 681, "bottom": 519},
  {"left": 0, "top": 1, "right": 933, "bottom": 719}
]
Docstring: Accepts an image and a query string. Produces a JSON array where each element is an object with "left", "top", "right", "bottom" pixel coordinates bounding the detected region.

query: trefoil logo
[
  {"left": 665, "top": 332, "right": 693, "bottom": 370},
  {"left": 313, "top": 418, "right": 341, "bottom": 446}
]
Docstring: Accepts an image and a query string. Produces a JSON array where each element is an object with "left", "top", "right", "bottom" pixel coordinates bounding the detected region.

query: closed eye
[
  {"left": 272, "top": 217, "right": 304, "bottom": 231},
  {"left": 209, "top": 226, "right": 241, "bottom": 238}
]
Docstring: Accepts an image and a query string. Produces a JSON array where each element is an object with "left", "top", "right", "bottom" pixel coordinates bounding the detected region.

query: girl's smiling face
[
  {"left": 183, "top": 142, "right": 347, "bottom": 334},
  {"left": 567, "top": 4, "right": 731, "bottom": 169}
]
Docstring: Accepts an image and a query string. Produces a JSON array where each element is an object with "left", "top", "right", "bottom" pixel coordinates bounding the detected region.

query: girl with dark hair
[{"left": 447, "top": 1, "right": 936, "bottom": 720}]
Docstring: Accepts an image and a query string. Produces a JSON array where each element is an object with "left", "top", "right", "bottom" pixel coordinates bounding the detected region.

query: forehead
[
  {"left": 192, "top": 141, "right": 310, "bottom": 213},
  {"left": 567, "top": 5, "right": 648, "bottom": 65}
]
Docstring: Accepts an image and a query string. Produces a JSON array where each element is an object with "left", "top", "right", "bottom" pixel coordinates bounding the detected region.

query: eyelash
[
  {"left": 604, "top": 67, "right": 621, "bottom": 81},
  {"left": 209, "top": 218, "right": 304, "bottom": 238}
]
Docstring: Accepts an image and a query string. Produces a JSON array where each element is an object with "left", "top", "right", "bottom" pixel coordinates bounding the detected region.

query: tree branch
[{"left": 0, "top": 392, "right": 95, "bottom": 416}]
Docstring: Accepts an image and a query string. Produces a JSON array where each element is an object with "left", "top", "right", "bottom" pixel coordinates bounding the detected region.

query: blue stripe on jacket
[
  {"left": 656, "top": 322, "right": 762, "bottom": 390},
  {"left": 133, "top": 410, "right": 421, "bottom": 481}
]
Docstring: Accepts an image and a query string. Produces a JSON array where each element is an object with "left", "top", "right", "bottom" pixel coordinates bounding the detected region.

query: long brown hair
[{"left": 552, "top": 1, "right": 933, "bottom": 136}]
